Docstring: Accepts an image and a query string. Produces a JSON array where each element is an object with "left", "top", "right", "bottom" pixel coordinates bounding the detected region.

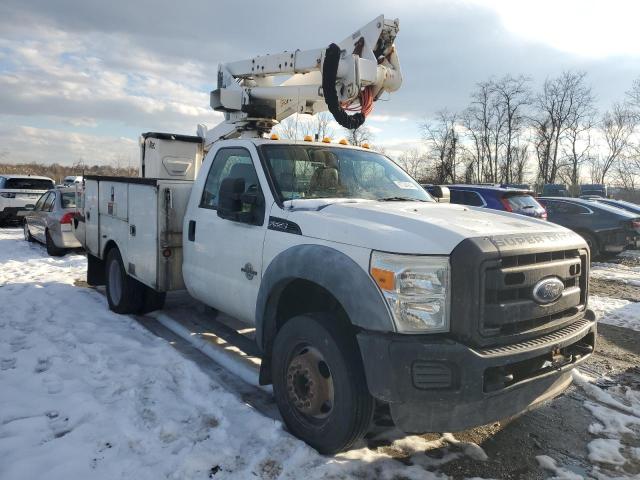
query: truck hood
[{"left": 285, "top": 200, "right": 575, "bottom": 255}]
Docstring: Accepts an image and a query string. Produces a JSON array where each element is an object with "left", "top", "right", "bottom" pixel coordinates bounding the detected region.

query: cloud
[
  {"left": 0, "top": 0, "right": 637, "bottom": 166},
  {"left": 0, "top": 124, "right": 137, "bottom": 166}
]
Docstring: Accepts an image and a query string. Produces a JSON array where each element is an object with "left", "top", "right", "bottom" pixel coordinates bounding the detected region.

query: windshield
[
  {"left": 61, "top": 192, "right": 76, "bottom": 208},
  {"left": 2, "top": 178, "right": 54, "bottom": 190},
  {"left": 261, "top": 145, "right": 432, "bottom": 202}
]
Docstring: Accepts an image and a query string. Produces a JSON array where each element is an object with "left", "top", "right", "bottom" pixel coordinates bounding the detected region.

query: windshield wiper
[{"left": 377, "top": 196, "right": 426, "bottom": 202}]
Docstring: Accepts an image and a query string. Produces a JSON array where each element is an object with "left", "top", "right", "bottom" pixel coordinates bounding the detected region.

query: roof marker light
[
  {"left": 270, "top": 133, "right": 279, "bottom": 140},
  {"left": 303, "top": 135, "right": 313, "bottom": 142},
  {"left": 322, "top": 137, "right": 332, "bottom": 143}
]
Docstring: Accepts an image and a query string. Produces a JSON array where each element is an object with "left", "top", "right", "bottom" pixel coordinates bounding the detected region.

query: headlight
[{"left": 370, "top": 251, "right": 450, "bottom": 333}]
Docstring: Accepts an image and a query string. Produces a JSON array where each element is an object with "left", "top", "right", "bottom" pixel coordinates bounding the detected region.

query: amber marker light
[{"left": 370, "top": 267, "right": 395, "bottom": 291}]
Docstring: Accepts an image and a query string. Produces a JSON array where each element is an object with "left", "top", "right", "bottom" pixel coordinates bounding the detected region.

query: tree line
[
  {"left": 398, "top": 72, "right": 640, "bottom": 192},
  {"left": 0, "top": 159, "right": 137, "bottom": 183}
]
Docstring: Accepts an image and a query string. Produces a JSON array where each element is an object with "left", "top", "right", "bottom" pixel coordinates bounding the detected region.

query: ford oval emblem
[{"left": 532, "top": 277, "right": 565, "bottom": 304}]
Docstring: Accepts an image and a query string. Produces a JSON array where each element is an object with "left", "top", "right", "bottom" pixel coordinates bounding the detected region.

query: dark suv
[{"left": 447, "top": 185, "right": 547, "bottom": 219}]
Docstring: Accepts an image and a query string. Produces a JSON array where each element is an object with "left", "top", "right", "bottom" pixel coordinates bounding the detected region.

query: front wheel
[{"left": 271, "top": 313, "right": 374, "bottom": 454}]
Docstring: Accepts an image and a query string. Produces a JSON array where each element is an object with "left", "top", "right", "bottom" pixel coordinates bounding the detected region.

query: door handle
[{"left": 188, "top": 220, "right": 196, "bottom": 241}]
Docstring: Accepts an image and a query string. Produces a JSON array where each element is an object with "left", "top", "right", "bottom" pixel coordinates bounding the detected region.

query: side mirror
[
  {"left": 217, "top": 177, "right": 262, "bottom": 223},
  {"left": 430, "top": 186, "right": 450, "bottom": 203},
  {"left": 24, "top": 204, "right": 35, "bottom": 210}
]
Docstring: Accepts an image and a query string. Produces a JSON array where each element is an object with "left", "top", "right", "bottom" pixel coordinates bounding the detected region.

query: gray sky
[{"left": 0, "top": 0, "right": 638, "bottom": 165}]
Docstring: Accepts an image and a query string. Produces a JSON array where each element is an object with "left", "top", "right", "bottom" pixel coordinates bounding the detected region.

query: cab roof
[{"left": 0, "top": 174, "right": 54, "bottom": 180}]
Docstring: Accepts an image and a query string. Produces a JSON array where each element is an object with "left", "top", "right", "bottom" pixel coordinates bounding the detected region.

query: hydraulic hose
[{"left": 322, "top": 43, "right": 366, "bottom": 130}]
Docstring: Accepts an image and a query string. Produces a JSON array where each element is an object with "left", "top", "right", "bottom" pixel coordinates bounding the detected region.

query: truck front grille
[{"left": 480, "top": 248, "right": 588, "bottom": 341}]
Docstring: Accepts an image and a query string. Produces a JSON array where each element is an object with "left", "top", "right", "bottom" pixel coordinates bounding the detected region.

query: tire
[
  {"left": 579, "top": 231, "right": 600, "bottom": 260},
  {"left": 105, "top": 248, "right": 144, "bottom": 314},
  {"left": 140, "top": 287, "right": 166, "bottom": 314},
  {"left": 271, "top": 313, "right": 374, "bottom": 454},
  {"left": 24, "top": 222, "right": 34, "bottom": 243},
  {"left": 45, "top": 229, "right": 65, "bottom": 257}
]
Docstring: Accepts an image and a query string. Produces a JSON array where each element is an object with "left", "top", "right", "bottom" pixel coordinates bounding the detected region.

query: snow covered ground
[
  {"left": 588, "top": 296, "right": 640, "bottom": 332},
  {"left": 562, "top": 371, "right": 640, "bottom": 480},
  {"left": 1, "top": 227, "right": 640, "bottom": 479},
  {"left": 0, "top": 228, "right": 486, "bottom": 479},
  {"left": 591, "top": 262, "right": 640, "bottom": 287},
  {"left": 589, "top": 250, "right": 640, "bottom": 331}
]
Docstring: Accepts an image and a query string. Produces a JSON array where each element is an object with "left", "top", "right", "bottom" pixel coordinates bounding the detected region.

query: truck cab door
[{"left": 183, "top": 145, "right": 269, "bottom": 324}]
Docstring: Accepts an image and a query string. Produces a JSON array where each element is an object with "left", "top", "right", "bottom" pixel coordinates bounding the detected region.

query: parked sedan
[
  {"left": 538, "top": 197, "right": 640, "bottom": 259},
  {"left": 23, "top": 188, "right": 82, "bottom": 256},
  {"left": 592, "top": 198, "right": 640, "bottom": 216}
]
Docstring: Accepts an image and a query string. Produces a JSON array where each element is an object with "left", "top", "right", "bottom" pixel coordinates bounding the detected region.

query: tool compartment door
[{"left": 127, "top": 183, "right": 159, "bottom": 289}]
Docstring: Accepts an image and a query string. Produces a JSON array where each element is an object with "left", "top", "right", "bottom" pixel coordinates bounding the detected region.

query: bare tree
[
  {"left": 492, "top": 75, "right": 531, "bottom": 184},
  {"left": 460, "top": 76, "right": 530, "bottom": 183},
  {"left": 510, "top": 142, "right": 530, "bottom": 184},
  {"left": 531, "top": 71, "right": 594, "bottom": 184},
  {"left": 313, "top": 112, "right": 334, "bottom": 141},
  {"left": 560, "top": 109, "right": 595, "bottom": 193},
  {"left": 275, "top": 115, "right": 299, "bottom": 139},
  {"left": 397, "top": 148, "right": 430, "bottom": 180},
  {"left": 460, "top": 109, "right": 485, "bottom": 183},
  {"left": 343, "top": 126, "right": 373, "bottom": 146},
  {"left": 627, "top": 77, "right": 640, "bottom": 114},
  {"left": 592, "top": 103, "right": 637, "bottom": 183},
  {"left": 421, "top": 110, "right": 460, "bottom": 184},
  {"left": 463, "top": 81, "right": 506, "bottom": 182}
]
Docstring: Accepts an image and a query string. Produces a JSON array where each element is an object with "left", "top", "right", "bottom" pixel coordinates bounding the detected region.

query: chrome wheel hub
[{"left": 286, "top": 346, "right": 334, "bottom": 419}]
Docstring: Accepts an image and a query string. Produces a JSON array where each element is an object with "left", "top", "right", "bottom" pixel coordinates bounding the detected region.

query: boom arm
[{"left": 205, "top": 15, "right": 402, "bottom": 147}]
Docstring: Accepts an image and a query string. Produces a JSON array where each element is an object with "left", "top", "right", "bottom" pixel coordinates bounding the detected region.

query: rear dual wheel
[
  {"left": 271, "top": 313, "right": 374, "bottom": 454},
  {"left": 105, "top": 248, "right": 165, "bottom": 314}
]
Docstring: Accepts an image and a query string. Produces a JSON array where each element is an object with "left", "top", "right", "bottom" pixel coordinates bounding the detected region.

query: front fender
[{"left": 255, "top": 244, "right": 394, "bottom": 352}]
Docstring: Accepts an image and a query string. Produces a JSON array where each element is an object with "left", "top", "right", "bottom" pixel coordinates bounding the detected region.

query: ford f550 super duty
[{"left": 74, "top": 16, "right": 596, "bottom": 453}]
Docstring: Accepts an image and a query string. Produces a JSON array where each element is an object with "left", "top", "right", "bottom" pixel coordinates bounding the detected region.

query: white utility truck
[{"left": 75, "top": 16, "right": 596, "bottom": 453}]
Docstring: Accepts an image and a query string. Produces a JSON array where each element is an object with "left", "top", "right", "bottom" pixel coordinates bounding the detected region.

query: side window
[
  {"left": 43, "top": 192, "right": 56, "bottom": 211},
  {"left": 449, "top": 190, "right": 484, "bottom": 207},
  {"left": 574, "top": 204, "right": 591, "bottom": 214},
  {"left": 464, "top": 191, "right": 484, "bottom": 207},
  {"left": 35, "top": 193, "right": 50, "bottom": 211},
  {"left": 554, "top": 201, "right": 589, "bottom": 214},
  {"left": 450, "top": 190, "right": 464, "bottom": 204},
  {"left": 539, "top": 200, "right": 555, "bottom": 213},
  {"left": 200, "top": 148, "right": 258, "bottom": 210}
]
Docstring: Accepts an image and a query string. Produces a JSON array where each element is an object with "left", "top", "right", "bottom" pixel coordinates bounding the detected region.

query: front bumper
[{"left": 357, "top": 310, "right": 596, "bottom": 432}]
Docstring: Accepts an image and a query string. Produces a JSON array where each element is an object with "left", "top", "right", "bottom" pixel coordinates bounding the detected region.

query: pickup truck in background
[{"left": 73, "top": 16, "right": 596, "bottom": 453}]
